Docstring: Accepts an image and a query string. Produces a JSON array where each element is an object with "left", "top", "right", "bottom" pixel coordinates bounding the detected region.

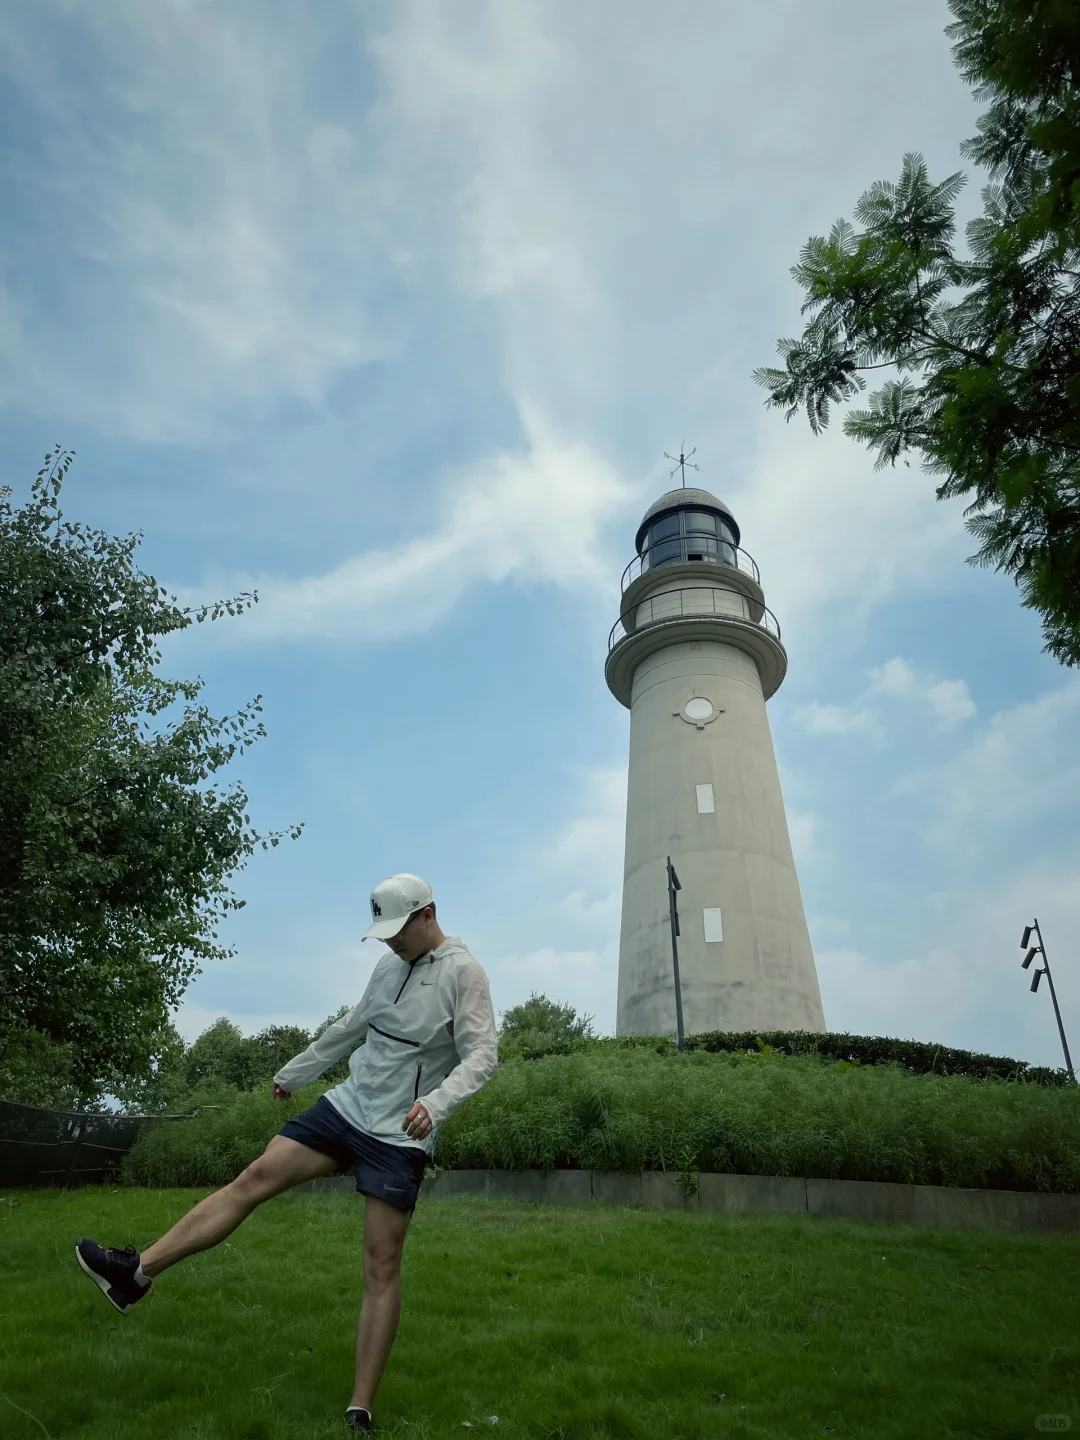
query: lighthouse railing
[
  {"left": 621, "top": 540, "right": 760, "bottom": 591},
  {"left": 608, "top": 584, "right": 782, "bottom": 651}
]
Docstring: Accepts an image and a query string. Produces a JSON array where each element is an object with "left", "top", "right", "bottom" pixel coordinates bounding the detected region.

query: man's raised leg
[
  {"left": 350, "top": 1194, "right": 413, "bottom": 1415},
  {"left": 139, "top": 1135, "right": 337, "bottom": 1277},
  {"left": 76, "top": 1134, "right": 337, "bottom": 1314}
]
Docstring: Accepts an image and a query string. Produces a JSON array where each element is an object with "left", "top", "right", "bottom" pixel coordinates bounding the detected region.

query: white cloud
[
  {"left": 2, "top": 0, "right": 979, "bottom": 454},
  {"left": 869, "top": 656, "right": 976, "bottom": 728},
  {"left": 732, "top": 422, "right": 971, "bottom": 639},
  {"left": 794, "top": 702, "right": 881, "bottom": 738},
  {"left": 816, "top": 858, "right": 1080, "bottom": 1068},
  {"left": 816, "top": 944, "right": 971, "bottom": 1043},
  {"left": 809, "top": 679, "right": 1080, "bottom": 1065},
  {"left": 495, "top": 948, "right": 609, "bottom": 1031},
  {"left": 0, "top": 0, "right": 991, "bottom": 696},
  {"left": 0, "top": 0, "right": 613, "bottom": 444},
  {"left": 527, "top": 764, "right": 627, "bottom": 961},
  {"left": 795, "top": 655, "right": 976, "bottom": 741},
  {"left": 786, "top": 807, "right": 818, "bottom": 867},
  {"left": 0, "top": 5, "right": 405, "bottom": 442},
  {"left": 202, "top": 406, "right": 632, "bottom": 643},
  {"left": 365, "top": 0, "right": 986, "bottom": 662},
  {"left": 173, "top": 926, "right": 382, "bottom": 1044},
  {"left": 484, "top": 763, "right": 626, "bottom": 1031},
  {"left": 900, "top": 676, "right": 1080, "bottom": 853}
]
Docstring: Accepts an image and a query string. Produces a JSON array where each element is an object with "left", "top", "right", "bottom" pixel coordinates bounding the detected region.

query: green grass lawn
[{"left": 1, "top": 1187, "right": 1077, "bottom": 1440}]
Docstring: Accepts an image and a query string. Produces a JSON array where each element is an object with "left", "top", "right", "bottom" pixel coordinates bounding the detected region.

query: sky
[{"left": 1, "top": 0, "right": 1077, "bottom": 1071}]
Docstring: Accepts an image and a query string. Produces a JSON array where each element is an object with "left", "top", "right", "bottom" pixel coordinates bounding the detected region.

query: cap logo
[{"left": 371, "top": 899, "right": 382, "bottom": 918}]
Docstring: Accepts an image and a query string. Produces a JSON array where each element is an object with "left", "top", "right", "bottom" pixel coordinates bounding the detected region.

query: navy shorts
[{"left": 278, "top": 1096, "right": 427, "bottom": 1213}]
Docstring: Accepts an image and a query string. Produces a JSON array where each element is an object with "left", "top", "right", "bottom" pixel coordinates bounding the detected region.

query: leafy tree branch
[{"left": 755, "top": 0, "right": 1080, "bottom": 665}]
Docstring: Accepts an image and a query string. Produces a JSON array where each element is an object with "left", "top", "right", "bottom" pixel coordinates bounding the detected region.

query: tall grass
[
  {"left": 122, "top": 1084, "right": 317, "bottom": 1187},
  {"left": 122, "top": 1049, "right": 1080, "bottom": 1192},
  {"left": 439, "top": 1050, "right": 1080, "bottom": 1191}
]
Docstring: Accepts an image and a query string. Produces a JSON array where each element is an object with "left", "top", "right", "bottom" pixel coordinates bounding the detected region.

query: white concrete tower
[{"left": 606, "top": 484, "right": 826, "bottom": 1038}]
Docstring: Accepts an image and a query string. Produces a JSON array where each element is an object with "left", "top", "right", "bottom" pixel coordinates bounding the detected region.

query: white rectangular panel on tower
[
  {"left": 695, "top": 783, "right": 715, "bottom": 814},
  {"left": 703, "top": 907, "right": 724, "bottom": 943}
]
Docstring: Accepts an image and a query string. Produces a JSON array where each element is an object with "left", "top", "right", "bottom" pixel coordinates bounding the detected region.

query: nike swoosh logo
[{"left": 421, "top": 980, "right": 436, "bottom": 986}]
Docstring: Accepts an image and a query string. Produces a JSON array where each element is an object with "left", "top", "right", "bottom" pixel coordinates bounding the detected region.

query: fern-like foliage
[{"left": 754, "top": 0, "right": 1080, "bottom": 665}]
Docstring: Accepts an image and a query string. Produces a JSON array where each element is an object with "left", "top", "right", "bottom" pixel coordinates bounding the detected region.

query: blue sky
[{"left": 2, "top": 0, "right": 1077, "bottom": 1069}]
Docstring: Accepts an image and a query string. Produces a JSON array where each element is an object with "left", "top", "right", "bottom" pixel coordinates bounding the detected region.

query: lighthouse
[{"left": 606, "top": 480, "right": 826, "bottom": 1038}]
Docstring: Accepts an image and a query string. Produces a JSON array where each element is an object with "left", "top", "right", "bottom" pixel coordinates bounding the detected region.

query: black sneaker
[
  {"left": 75, "top": 1239, "right": 151, "bottom": 1315},
  {"left": 345, "top": 1407, "right": 373, "bottom": 1431}
]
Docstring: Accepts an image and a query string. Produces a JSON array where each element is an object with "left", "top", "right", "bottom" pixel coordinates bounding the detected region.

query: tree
[
  {"left": 0, "top": 450, "right": 300, "bottom": 1108},
  {"left": 178, "top": 1018, "right": 313, "bottom": 1093},
  {"left": 754, "top": 0, "right": 1080, "bottom": 664},
  {"left": 112, "top": 1018, "right": 319, "bottom": 1114},
  {"left": 498, "top": 992, "right": 595, "bottom": 1057}
]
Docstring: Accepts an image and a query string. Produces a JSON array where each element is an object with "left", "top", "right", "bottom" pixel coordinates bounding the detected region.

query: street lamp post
[
  {"left": 666, "top": 856, "right": 686, "bottom": 1052},
  {"left": 1020, "top": 919, "right": 1076, "bottom": 1083}
]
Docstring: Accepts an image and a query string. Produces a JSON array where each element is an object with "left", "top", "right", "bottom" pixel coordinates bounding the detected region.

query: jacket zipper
[
  {"left": 393, "top": 963, "right": 417, "bottom": 1004},
  {"left": 369, "top": 1021, "right": 420, "bottom": 1048},
  {"left": 413, "top": 1064, "right": 422, "bottom": 1101}
]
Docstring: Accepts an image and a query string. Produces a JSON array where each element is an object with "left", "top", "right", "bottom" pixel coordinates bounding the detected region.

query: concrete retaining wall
[{"left": 297, "top": 1168, "right": 1080, "bottom": 1233}]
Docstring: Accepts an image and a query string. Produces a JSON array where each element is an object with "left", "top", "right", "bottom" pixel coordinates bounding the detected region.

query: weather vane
[{"left": 665, "top": 442, "right": 698, "bottom": 488}]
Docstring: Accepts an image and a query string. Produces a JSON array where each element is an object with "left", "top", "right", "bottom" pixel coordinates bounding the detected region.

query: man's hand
[
  {"left": 403, "top": 1102, "right": 432, "bottom": 1141},
  {"left": 272, "top": 1083, "right": 292, "bottom": 1101}
]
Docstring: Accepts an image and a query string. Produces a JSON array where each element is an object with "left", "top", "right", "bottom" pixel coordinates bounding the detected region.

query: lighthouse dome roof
[
  {"left": 636, "top": 487, "right": 739, "bottom": 554},
  {"left": 640, "top": 487, "right": 736, "bottom": 527}
]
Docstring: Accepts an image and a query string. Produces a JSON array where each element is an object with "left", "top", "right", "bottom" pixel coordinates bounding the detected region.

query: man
[{"left": 75, "top": 874, "right": 498, "bottom": 1433}]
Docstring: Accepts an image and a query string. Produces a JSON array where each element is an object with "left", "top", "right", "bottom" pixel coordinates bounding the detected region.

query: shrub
[
  {"left": 122, "top": 1048, "right": 1080, "bottom": 1193},
  {"left": 121, "top": 1084, "right": 322, "bottom": 1188},
  {"left": 498, "top": 992, "right": 596, "bottom": 1061}
]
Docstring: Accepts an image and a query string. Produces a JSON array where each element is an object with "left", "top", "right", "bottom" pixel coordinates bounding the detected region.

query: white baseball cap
[{"left": 362, "top": 873, "right": 435, "bottom": 941}]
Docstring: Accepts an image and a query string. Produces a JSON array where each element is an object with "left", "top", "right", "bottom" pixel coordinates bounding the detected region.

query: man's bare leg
[
  {"left": 350, "top": 1195, "right": 413, "bottom": 1412},
  {"left": 139, "top": 1136, "right": 337, "bottom": 1278}
]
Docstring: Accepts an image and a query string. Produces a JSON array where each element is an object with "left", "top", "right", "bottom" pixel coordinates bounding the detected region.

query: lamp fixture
[{"left": 1018, "top": 919, "right": 1075, "bottom": 1083}]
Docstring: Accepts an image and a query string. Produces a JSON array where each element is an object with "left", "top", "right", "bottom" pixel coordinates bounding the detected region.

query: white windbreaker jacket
[{"left": 272, "top": 937, "right": 498, "bottom": 1155}]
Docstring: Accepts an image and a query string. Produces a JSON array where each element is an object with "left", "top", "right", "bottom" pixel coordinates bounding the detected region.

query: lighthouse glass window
[
  {"left": 643, "top": 509, "right": 739, "bottom": 570},
  {"left": 645, "top": 512, "right": 681, "bottom": 568},
  {"left": 684, "top": 511, "right": 717, "bottom": 563}
]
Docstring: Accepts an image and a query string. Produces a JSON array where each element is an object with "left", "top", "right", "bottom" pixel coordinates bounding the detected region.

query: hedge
[
  {"left": 680, "top": 1030, "right": 1070, "bottom": 1084},
  {"left": 502, "top": 1030, "right": 1071, "bottom": 1085}
]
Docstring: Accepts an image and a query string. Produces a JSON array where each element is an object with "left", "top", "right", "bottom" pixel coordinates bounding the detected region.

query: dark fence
[{"left": 0, "top": 1098, "right": 177, "bottom": 1188}]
